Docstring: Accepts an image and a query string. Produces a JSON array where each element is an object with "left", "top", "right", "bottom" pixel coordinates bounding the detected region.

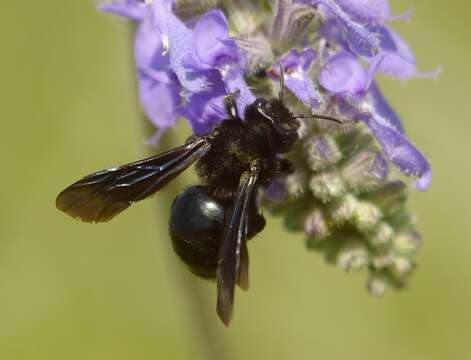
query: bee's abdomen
[
  {"left": 169, "top": 186, "right": 224, "bottom": 278},
  {"left": 169, "top": 185, "right": 266, "bottom": 279}
]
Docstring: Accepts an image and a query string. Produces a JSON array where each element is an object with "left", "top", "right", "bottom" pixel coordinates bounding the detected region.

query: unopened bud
[
  {"left": 370, "top": 222, "right": 394, "bottom": 246},
  {"left": 304, "top": 209, "right": 328, "bottom": 243},
  {"left": 337, "top": 243, "right": 369, "bottom": 272},
  {"left": 392, "top": 257, "right": 414, "bottom": 278},
  {"left": 365, "top": 181, "right": 408, "bottom": 216},
  {"left": 342, "top": 151, "right": 388, "bottom": 191},
  {"left": 372, "top": 252, "right": 394, "bottom": 269},
  {"left": 286, "top": 169, "right": 307, "bottom": 197},
  {"left": 367, "top": 274, "right": 388, "bottom": 297},
  {"left": 352, "top": 201, "right": 382, "bottom": 232},
  {"left": 307, "top": 135, "right": 341, "bottom": 171},
  {"left": 329, "top": 194, "right": 358, "bottom": 224},
  {"left": 393, "top": 231, "right": 422, "bottom": 254},
  {"left": 310, "top": 171, "right": 345, "bottom": 202}
]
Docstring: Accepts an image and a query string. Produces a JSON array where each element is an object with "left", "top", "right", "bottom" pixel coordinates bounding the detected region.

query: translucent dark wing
[
  {"left": 56, "top": 137, "right": 210, "bottom": 223},
  {"left": 216, "top": 166, "right": 260, "bottom": 326},
  {"left": 236, "top": 239, "right": 249, "bottom": 291}
]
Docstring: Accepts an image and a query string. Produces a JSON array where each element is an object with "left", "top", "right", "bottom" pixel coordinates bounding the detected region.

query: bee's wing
[
  {"left": 237, "top": 239, "right": 249, "bottom": 291},
  {"left": 216, "top": 165, "right": 260, "bottom": 326},
  {"left": 56, "top": 137, "right": 211, "bottom": 223}
]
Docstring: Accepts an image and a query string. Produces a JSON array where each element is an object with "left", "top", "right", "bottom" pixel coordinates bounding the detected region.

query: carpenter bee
[{"left": 56, "top": 73, "right": 342, "bottom": 326}]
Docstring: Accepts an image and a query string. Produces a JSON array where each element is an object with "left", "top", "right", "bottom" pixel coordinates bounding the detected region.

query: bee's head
[{"left": 248, "top": 97, "right": 300, "bottom": 154}]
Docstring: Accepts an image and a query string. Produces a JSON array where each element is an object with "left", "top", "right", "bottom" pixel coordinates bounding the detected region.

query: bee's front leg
[{"left": 224, "top": 89, "right": 241, "bottom": 120}]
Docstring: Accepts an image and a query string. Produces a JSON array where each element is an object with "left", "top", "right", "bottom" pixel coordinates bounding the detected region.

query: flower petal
[
  {"left": 193, "top": 10, "right": 237, "bottom": 66},
  {"left": 361, "top": 110, "right": 431, "bottom": 191},
  {"left": 152, "top": 0, "right": 207, "bottom": 92},
  {"left": 270, "top": 48, "right": 323, "bottom": 110},
  {"left": 368, "top": 82, "right": 404, "bottom": 134},
  {"left": 280, "top": 48, "right": 317, "bottom": 71},
  {"left": 98, "top": 0, "right": 148, "bottom": 22},
  {"left": 319, "top": 52, "right": 367, "bottom": 96},
  {"left": 334, "top": 0, "right": 390, "bottom": 24},
  {"left": 134, "top": 17, "right": 169, "bottom": 70},
  {"left": 138, "top": 70, "right": 180, "bottom": 129},
  {"left": 364, "top": 53, "right": 386, "bottom": 89},
  {"left": 285, "top": 75, "right": 323, "bottom": 110},
  {"left": 320, "top": 51, "right": 384, "bottom": 97},
  {"left": 179, "top": 86, "right": 226, "bottom": 134},
  {"left": 375, "top": 26, "right": 442, "bottom": 80},
  {"left": 310, "top": 0, "right": 380, "bottom": 56},
  {"left": 218, "top": 62, "right": 256, "bottom": 116}
]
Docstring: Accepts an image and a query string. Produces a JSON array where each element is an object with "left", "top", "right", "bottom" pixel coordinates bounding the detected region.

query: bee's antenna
[
  {"left": 278, "top": 64, "right": 285, "bottom": 103},
  {"left": 292, "top": 114, "right": 344, "bottom": 124}
]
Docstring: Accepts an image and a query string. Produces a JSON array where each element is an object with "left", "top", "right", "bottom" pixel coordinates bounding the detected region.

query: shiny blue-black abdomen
[
  {"left": 169, "top": 186, "right": 225, "bottom": 278},
  {"left": 169, "top": 185, "right": 265, "bottom": 279}
]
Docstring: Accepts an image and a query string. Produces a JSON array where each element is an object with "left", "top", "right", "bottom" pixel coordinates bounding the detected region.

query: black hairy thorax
[{"left": 195, "top": 98, "right": 298, "bottom": 203}]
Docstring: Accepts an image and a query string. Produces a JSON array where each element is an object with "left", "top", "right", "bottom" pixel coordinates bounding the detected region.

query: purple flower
[
  {"left": 368, "top": 81, "right": 404, "bottom": 134},
  {"left": 152, "top": 3, "right": 255, "bottom": 119},
  {"left": 100, "top": 0, "right": 256, "bottom": 138},
  {"left": 100, "top": 1, "right": 182, "bottom": 141},
  {"left": 331, "top": 0, "right": 391, "bottom": 25},
  {"left": 303, "top": 0, "right": 381, "bottom": 57},
  {"left": 318, "top": 50, "right": 431, "bottom": 190},
  {"left": 269, "top": 48, "right": 323, "bottom": 111},
  {"left": 98, "top": 0, "right": 147, "bottom": 22},
  {"left": 357, "top": 106, "right": 432, "bottom": 191},
  {"left": 151, "top": 0, "right": 208, "bottom": 92},
  {"left": 328, "top": 0, "right": 414, "bottom": 25},
  {"left": 181, "top": 9, "right": 256, "bottom": 115},
  {"left": 372, "top": 25, "right": 442, "bottom": 80},
  {"left": 306, "top": 0, "right": 440, "bottom": 80},
  {"left": 319, "top": 51, "right": 384, "bottom": 97},
  {"left": 178, "top": 74, "right": 227, "bottom": 135}
]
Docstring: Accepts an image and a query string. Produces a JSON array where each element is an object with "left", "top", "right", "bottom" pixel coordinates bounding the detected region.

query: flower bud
[
  {"left": 286, "top": 168, "right": 307, "bottom": 197},
  {"left": 369, "top": 222, "right": 394, "bottom": 246},
  {"left": 304, "top": 208, "right": 328, "bottom": 243},
  {"left": 365, "top": 181, "right": 408, "bottom": 216},
  {"left": 352, "top": 201, "right": 382, "bottom": 232},
  {"left": 329, "top": 194, "right": 358, "bottom": 224},
  {"left": 337, "top": 242, "right": 369, "bottom": 272},
  {"left": 372, "top": 252, "right": 394, "bottom": 269},
  {"left": 271, "top": 0, "right": 318, "bottom": 52},
  {"left": 393, "top": 231, "right": 422, "bottom": 255},
  {"left": 391, "top": 257, "right": 414, "bottom": 278},
  {"left": 342, "top": 151, "right": 388, "bottom": 192},
  {"left": 307, "top": 135, "right": 341, "bottom": 171},
  {"left": 310, "top": 171, "right": 346, "bottom": 202},
  {"left": 367, "top": 274, "right": 388, "bottom": 297}
]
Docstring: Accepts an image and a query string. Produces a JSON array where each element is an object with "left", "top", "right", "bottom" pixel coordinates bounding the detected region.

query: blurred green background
[{"left": 1, "top": 1, "right": 470, "bottom": 359}]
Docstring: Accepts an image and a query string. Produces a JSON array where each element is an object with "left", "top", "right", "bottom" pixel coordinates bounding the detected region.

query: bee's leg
[
  {"left": 246, "top": 199, "right": 266, "bottom": 240},
  {"left": 275, "top": 158, "right": 296, "bottom": 176},
  {"left": 224, "top": 89, "right": 241, "bottom": 120}
]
